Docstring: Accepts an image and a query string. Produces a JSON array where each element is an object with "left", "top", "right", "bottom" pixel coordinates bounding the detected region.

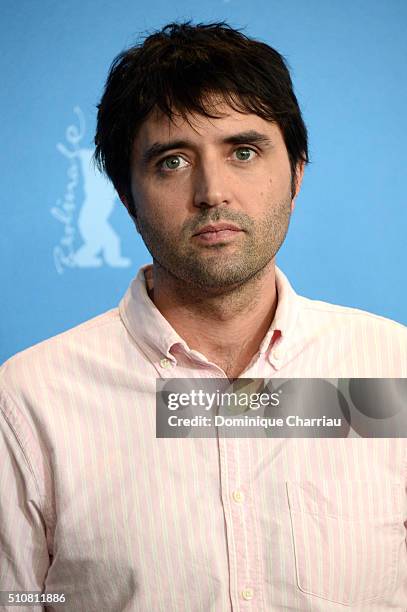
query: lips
[
  {"left": 192, "top": 222, "right": 244, "bottom": 245},
  {"left": 193, "top": 223, "right": 242, "bottom": 236}
]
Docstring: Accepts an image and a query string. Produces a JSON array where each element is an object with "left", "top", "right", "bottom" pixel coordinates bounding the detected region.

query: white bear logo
[{"left": 51, "top": 107, "right": 131, "bottom": 273}]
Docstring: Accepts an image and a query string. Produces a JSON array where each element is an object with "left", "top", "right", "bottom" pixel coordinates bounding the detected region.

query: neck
[{"left": 147, "top": 262, "right": 278, "bottom": 377}]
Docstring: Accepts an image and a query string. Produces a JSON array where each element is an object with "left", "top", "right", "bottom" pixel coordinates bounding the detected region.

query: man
[{"left": 1, "top": 21, "right": 406, "bottom": 612}]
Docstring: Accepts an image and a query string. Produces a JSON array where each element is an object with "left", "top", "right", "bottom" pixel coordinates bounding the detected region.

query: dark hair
[{"left": 94, "top": 20, "right": 309, "bottom": 216}]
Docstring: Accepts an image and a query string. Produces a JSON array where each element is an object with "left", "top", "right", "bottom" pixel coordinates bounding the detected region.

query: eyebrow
[{"left": 140, "top": 130, "right": 274, "bottom": 167}]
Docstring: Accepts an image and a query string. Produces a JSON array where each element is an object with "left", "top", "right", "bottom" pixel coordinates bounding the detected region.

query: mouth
[{"left": 193, "top": 223, "right": 243, "bottom": 244}]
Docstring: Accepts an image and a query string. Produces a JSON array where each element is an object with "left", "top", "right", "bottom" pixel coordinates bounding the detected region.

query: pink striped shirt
[{"left": 1, "top": 265, "right": 406, "bottom": 611}]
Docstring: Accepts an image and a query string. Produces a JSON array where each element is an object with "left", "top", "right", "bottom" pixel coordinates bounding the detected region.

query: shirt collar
[
  {"left": 119, "top": 264, "right": 299, "bottom": 365},
  {"left": 259, "top": 266, "right": 300, "bottom": 365},
  {"left": 119, "top": 264, "right": 187, "bottom": 364}
]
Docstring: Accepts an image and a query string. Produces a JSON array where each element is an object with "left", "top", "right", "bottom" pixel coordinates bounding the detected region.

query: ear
[{"left": 290, "top": 161, "right": 305, "bottom": 212}]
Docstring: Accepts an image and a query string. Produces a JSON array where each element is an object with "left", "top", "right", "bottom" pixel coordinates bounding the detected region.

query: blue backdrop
[{"left": 1, "top": 0, "right": 406, "bottom": 364}]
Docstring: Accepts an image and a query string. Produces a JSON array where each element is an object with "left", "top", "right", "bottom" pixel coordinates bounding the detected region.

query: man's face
[{"left": 127, "top": 98, "right": 303, "bottom": 291}]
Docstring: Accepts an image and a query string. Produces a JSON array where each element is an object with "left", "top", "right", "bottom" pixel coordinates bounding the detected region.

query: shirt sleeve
[{"left": 0, "top": 402, "right": 50, "bottom": 611}]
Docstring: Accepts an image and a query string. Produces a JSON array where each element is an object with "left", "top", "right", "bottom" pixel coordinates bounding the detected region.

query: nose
[{"left": 193, "top": 156, "right": 232, "bottom": 209}]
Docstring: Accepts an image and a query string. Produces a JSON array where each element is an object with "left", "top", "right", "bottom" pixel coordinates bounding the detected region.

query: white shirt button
[
  {"left": 232, "top": 489, "right": 244, "bottom": 503},
  {"left": 241, "top": 587, "right": 254, "bottom": 601},
  {"left": 160, "top": 358, "right": 172, "bottom": 369},
  {"left": 272, "top": 347, "right": 282, "bottom": 360}
]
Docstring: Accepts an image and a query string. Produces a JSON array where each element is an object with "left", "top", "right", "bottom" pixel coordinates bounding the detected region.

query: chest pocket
[{"left": 286, "top": 480, "right": 404, "bottom": 606}]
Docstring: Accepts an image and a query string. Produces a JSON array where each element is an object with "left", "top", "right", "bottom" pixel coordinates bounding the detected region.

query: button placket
[{"left": 218, "top": 437, "right": 265, "bottom": 610}]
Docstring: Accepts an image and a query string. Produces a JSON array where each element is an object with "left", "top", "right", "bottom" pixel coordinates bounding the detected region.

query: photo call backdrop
[{"left": 1, "top": 0, "right": 406, "bottom": 364}]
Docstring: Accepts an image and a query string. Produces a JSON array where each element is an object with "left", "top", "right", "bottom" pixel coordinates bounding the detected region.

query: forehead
[{"left": 134, "top": 100, "right": 284, "bottom": 147}]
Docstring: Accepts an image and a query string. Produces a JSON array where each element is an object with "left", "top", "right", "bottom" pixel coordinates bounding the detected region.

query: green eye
[
  {"left": 159, "top": 155, "right": 189, "bottom": 172},
  {"left": 163, "top": 156, "right": 181, "bottom": 169},
  {"left": 235, "top": 148, "right": 255, "bottom": 161}
]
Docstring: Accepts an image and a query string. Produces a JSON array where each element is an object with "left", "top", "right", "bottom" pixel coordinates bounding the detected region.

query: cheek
[
  {"left": 266, "top": 169, "right": 291, "bottom": 200},
  {"left": 138, "top": 191, "right": 186, "bottom": 230}
]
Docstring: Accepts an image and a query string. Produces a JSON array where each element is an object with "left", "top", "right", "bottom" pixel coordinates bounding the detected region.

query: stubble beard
[{"left": 136, "top": 196, "right": 292, "bottom": 293}]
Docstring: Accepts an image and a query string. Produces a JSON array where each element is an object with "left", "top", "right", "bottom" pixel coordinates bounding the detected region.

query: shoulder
[
  {"left": 0, "top": 308, "right": 122, "bottom": 393},
  {"left": 296, "top": 295, "right": 407, "bottom": 363},
  {"left": 286, "top": 295, "right": 407, "bottom": 376},
  {"left": 297, "top": 295, "right": 406, "bottom": 335},
  {"left": 276, "top": 266, "right": 406, "bottom": 347}
]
